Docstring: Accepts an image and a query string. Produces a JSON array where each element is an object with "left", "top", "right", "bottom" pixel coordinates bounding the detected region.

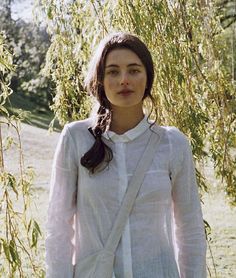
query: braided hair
[{"left": 80, "top": 105, "right": 113, "bottom": 173}]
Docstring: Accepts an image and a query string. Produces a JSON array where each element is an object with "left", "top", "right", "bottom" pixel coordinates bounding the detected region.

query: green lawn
[{"left": 6, "top": 92, "right": 60, "bottom": 131}]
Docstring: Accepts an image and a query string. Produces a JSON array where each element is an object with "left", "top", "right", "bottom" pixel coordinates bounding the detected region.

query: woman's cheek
[{"left": 106, "top": 79, "right": 117, "bottom": 92}]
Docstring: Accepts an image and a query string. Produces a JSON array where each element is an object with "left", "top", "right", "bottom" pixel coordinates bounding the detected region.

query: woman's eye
[
  {"left": 107, "top": 70, "right": 119, "bottom": 75},
  {"left": 130, "top": 69, "right": 140, "bottom": 74}
]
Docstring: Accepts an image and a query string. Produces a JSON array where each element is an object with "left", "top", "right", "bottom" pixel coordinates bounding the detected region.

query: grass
[
  {"left": 6, "top": 92, "right": 61, "bottom": 131},
  {"left": 202, "top": 187, "right": 236, "bottom": 277}
]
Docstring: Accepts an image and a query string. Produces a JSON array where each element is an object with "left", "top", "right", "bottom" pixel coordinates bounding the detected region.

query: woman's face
[{"left": 103, "top": 48, "right": 147, "bottom": 110}]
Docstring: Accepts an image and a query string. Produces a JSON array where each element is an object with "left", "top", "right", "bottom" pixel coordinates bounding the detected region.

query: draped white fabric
[{"left": 45, "top": 116, "right": 207, "bottom": 278}]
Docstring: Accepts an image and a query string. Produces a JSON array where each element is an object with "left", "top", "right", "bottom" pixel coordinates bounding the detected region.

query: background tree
[
  {"left": 0, "top": 0, "right": 53, "bottom": 112},
  {"left": 217, "top": 0, "right": 236, "bottom": 29},
  {"left": 216, "top": 0, "right": 236, "bottom": 81},
  {"left": 38, "top": 0, "right": 236, "bottom": 204},
  {"left": 0, "top": 32, "right": 44, "bottom": 278}
]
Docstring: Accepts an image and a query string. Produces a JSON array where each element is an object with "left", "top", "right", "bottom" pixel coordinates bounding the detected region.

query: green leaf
[
  {"left": 7, "top": 173, "right": 18, "bottom": 197},
  {"left": 0, "top": 105, "right": 9, "bottom": 116},
  {"left": 177, "top": 72, "right": 185, "bottom": 86},
  {"left": 27, "top": 219, "right": 32, "bottom": 233},
  {"left": 9, "top": 240, "right": 21, "bottom": 266},
  {"left": 2, "top": 240, "right": 11, "bottom": 263},
  {"left": 31, "top": 220, "right": 42, "bottom": 248},
  {"left": 47, "top": 6, "right": 53, "bottom": 20}
]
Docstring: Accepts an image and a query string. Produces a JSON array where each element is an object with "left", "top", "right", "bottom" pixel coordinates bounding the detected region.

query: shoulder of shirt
[
  {"left": 158, "top": 125, "right": 189, "bottom": 147},
  {"left": 62, "top": 117, "right": 94, "bottom": 139},
  {"left": 66, "top": 117, "right": 94, "bottom": 130}
]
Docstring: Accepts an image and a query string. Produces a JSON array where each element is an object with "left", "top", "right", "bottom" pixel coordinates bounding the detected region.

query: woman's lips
[{"left": 118, "top": 90, "right": 134, "bottom": 96}]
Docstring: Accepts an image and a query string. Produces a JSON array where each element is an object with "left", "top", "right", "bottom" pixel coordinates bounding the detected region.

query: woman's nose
[{"left": 120, "top": 72, "right": 129, "bottom": 85}]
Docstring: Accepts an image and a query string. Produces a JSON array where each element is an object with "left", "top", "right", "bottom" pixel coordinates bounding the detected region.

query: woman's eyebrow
[
  {"left": 127, "top": 63, "right": 143, "bottom": 67},
  {"left": 105, "top": 63, "right": 143, "bottom": 68},
  {"left": 105, "top": 64, "right": 119, "bottom": 68}
]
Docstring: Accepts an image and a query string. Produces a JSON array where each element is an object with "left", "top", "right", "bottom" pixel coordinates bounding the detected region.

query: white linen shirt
[{"left": 45, "top": 116, "right": 207, "bottom": 278}]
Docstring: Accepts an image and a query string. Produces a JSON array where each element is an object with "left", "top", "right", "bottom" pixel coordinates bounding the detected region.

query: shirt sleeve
[
  {"left": 45, "top": 124, "right": 78, "bottom": 278},
  {"left": 169, "top": 128, "right": 207, "bottom": 278}
]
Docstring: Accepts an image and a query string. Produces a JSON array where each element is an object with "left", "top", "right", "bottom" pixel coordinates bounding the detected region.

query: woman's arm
[
  {"left": 45, "top": 125, "right": 78, "bottom": 278},
  {"left": 169, "top": 128, "right": 207, "bottom": 278}
]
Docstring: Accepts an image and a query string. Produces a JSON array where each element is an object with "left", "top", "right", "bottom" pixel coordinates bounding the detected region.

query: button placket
[{"left": 115, "top": 142, "right": 133, "bottom": 278}]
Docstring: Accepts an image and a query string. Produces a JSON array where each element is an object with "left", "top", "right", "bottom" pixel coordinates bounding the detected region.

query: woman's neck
[{"left": 109, "top": 105, "right": 144, "bottom": 135}]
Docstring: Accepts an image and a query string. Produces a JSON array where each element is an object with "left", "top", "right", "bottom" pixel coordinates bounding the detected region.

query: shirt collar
[{"left": 102, "top": 115, "right": 151, "bottom": 143}]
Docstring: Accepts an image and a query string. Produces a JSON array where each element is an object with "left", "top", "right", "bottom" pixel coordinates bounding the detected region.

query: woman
[{"left": 45, "top": 32, "right": 207, "bottom": 278}]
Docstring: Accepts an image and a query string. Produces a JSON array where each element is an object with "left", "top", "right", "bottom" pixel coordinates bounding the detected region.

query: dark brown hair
[{"left": 81, "top": 32, "right": 155, "bottom": 173}]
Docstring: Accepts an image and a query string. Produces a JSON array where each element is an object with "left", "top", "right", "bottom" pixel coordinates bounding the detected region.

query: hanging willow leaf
[
  {"left": 31, "top": 220, "right": 42, "bottom": 248},
  {"left": 0, "top": 105, "right": 9, "bottom": 116},
  {"left": 9, "top": 240, "right": 21, "bottom": 266},
  {"left": 2, "top": 240, "right": 12, "bottom": 263},
  {"left": 6, "top": 173, "right": 18, "bottom": 197}
]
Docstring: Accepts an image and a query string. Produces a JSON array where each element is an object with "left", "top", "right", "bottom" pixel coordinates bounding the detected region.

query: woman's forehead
[{"left": 105, "top": 48, "right": 143, "bottom": 67}]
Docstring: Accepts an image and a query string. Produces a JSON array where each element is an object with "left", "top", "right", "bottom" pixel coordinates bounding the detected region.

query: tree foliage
[
  {"left": 39, "top": 0, "right": 236, "bottom": 204},
  {"left": 0, "top": 32, "right": 44, "bottom": 277},
  {"left": 217, "top": 0, "right": 236, "bottom": 29},
  {"left": 0, "top": 2, "right": 53, "bottom": 109}
]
